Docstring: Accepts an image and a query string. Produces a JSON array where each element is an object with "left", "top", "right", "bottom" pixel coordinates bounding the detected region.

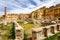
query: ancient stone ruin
[
  {"left": 14, "top": 21, "right": 24, "bottom": 40},
  {"left": 32, "top": 24, "right": 60, "bottom": 40}
]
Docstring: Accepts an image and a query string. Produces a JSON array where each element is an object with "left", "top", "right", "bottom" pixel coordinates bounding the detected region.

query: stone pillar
[
  {"left": 37, "top": 10, "right": 41, "bottom": 19},
  {"left": 31, "top": 12, "right": 34, "bottom": 20},
  {"left": 39, "top": 10, "right": 43, "bottom": 19},
  {"left": 14, "top": 21, "right": 24, "bottom": 40},
  {"left": 4, "top": 7, "right": 7, "bottom": 19},
  {"left": 32, "top": 28, "right": 43, "bottom": 40},
  {"left": 3, "top": 7, "right": 7, "bottom": 25}
]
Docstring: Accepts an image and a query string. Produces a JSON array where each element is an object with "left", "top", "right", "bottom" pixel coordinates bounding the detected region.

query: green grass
[
  {"left": 18, "top": 21, "right": 60, "bottom": 40},
  {"left": 18, "top": 21, "right": 39, "bottom": 40},
  {"left": 44, "top": 32, "right": 60, "bottom": 40},
  {"left": 18, "top": 21, "right": 38, "bottom": 34},
  {"left": 0, "top": 22, "right": 15, "bottom": 40}
]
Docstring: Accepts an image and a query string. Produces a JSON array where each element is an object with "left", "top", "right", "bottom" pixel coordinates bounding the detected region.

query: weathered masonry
[
  {"left": 14, "top": 21, "right": 24, "bottom": 40},
  {"left": 32, "top": 24, "right": 60, "bottom": 40}
]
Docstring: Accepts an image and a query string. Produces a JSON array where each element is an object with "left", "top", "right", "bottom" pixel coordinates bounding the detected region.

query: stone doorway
[
  {"left": 57, "top": 25, "right": 60, "bottom": 31},
  {"left": 43, "top": 28, "right": 47, "bottom": 37},
  {"left": 50, "top": 26, "right": 55, "bottom": 34}
]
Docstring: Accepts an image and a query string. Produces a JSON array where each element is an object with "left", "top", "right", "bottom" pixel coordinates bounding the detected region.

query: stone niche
[
  {"left": 32, "top": 31, "right": 37, "bottom": 40},
  {"left": 16, "top": 28, "right": 24, "bottom": 40},
  {"left": 43, "top": 28, "right": 47, "bottom": 37},
  {"left": 32, "top": 27, "right": 43, "bottom": 40},
  {"left": 16, "top": 30, "right": 22, "bottom": 38},
  {"left": 14, "top": 21, "right": 24, "bottom": 40},
  {"left": 15, "top": 29, "right": 23, "bottom": 40},
  {"left": 56, "top": 25, "right": 60, "bottom": 31},
  {"left": 50, "top": 26, "right": 55, "bottom": 34}
]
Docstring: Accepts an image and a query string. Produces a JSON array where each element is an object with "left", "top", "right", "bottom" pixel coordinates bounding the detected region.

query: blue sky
[{"left": 0, "top": 0, "right": 60, "bottom": 15}]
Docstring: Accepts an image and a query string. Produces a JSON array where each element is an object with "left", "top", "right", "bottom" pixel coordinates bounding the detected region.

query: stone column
[
  {"left": 32, "top": 28, "right": 43, "bottom": 40},
  {"left": 3, "top": 7, "right": 7, "bottom": 25},
  {"left": 14, "top": 21, "right": 24, "bottom": 40},
  {"left": 37, "top": 10, "right": 41, "bottom": 19},
  {"left": 4, "top": 7, "right": 7, "bottom": 19},
  {"left": 31, "top": 12, "right": 34, "bottom": 20}
]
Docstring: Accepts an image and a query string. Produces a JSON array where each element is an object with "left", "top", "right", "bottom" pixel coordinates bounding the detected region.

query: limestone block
[
  {"left": 14, "top": 21, "right": 24, "bottom": 40},
  {"left": 45, "top": 26, "right": 54, "bottom": 37}
]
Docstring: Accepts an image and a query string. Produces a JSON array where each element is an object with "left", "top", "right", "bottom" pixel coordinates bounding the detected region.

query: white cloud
[{"left": 0, "top": 0, "right": 60, "bottom": 15}]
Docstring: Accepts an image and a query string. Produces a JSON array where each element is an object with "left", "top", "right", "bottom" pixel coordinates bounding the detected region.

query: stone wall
[
  {"left": 30, "top": 6, "right": 46, "bottom": 20},
  {"left": 14, "top": 21, "right": 24, "bottom": 40},
  {"left": 44, "top": 4, "right": 60, "bottom": 19},
  {"left": 30, "top": 4, "right": 60, "bottom": 20},
  {"left": 32, "top": 24, "right": 60, "bottom": 40}
]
